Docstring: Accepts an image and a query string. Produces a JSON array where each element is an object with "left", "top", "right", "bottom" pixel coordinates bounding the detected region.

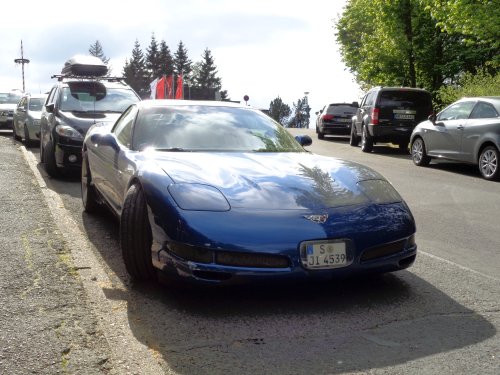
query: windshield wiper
[{"left": 154, "top": 147, "right": 188, "bottom": 152}]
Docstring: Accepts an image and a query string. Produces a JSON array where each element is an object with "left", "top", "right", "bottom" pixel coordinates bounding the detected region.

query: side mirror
[
  {"left": 315, "top": 111, "right": 319, "bottom": 115},
  {"left": 90, "top": 133, "right": 119, "bottom": 150},
  {"left": 428, "top": 113, "right": 436, "bottom": 124},
  {"left": 352, "top": 101, "right": 359, "bottom": 108},
  {"left": 46, "top": 103, "right": 55, "bottom": 113},
  {"left": 295, "top": 135, "right": 312, "bottom": 147}
]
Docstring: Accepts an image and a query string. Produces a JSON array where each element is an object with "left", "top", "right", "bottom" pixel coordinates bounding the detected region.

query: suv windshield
[{"left": 60, "top": 82, "right": 139, "bottom": 113}]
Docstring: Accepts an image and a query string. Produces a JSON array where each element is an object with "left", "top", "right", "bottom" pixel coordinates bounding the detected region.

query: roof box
[{"left": 61, "top": 55, "right": 108, "bottom": 77}]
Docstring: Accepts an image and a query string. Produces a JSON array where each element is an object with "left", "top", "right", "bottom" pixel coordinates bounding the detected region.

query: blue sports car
[{"left": 82, "top": 100, "right": 417, "bottom": 285}]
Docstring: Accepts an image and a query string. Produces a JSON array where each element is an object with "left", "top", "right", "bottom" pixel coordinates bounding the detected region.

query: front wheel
[
  {"left": 13, "top": 123, "right": 21, "bottom": 141},
  {"left": 43, "top": 139, "right": 60, "bottom": 178},
  {"left": 411, "top": 137, "right": 431, "bottom": 166},
  {"left": 24, "top": 125, "right": 33, "bottom": 147},
  {"left": 360, "top": 125, "right": 373, "bottom": 153},
  {"left": 120, "top": 183, "right": 157, "bottom": 281},
  {"left": 81, "top": 151, "right": 100, "bottom": 213},
  {"left": 478, "top": 146, "right": 499, "bottom": 181}
]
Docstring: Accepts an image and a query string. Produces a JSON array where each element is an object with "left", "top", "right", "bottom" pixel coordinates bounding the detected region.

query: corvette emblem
[{"left": 303, "top": 214, "right": 328, "bottom": 224}]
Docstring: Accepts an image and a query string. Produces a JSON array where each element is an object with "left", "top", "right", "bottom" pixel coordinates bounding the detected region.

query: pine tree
[
  {"left": 159, "top": 40, "right": 174, "bottom": 77},
  {"left": 145, "top": 33, "right": 162, "bottom": 80},
  {"left": 269, "top": 96, "right": 291, "bottom": 125},
  {"left": 174, "top": 41, "right": 192, "bottom": 84},
  {"left": 88, "top": 40, "right": 109, "bottom": 64},
  {"left": 195, "top": 48, "right": 222, "bottom": 90},
  {"left": 123, "top": 40, "right": 149, "bottom": 98}
]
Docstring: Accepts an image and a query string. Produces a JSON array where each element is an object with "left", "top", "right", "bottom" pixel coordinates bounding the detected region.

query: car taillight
[
  {"left": 322, "top": 114, "right": 334, "bottom": 121},
  {"left": 371, "top": 107, "right": 379, "bottom": 125}
]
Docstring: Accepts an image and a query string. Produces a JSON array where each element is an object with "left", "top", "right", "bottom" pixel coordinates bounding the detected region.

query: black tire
[
  {"left": 349, "top": 123, "right": 359, "bottom": 147},
  {"left": 411, "top": 137, "right": 431, "bottom": 166},
  {"left": 13, "top": 124, "right": 21, "bottom": 141},
  {"left": 43, "top": 139, "right": 60, "bottom": 178},
  {"left": 398, "top": 141, "right": 409, "bottom": 153},
  {"left": 120, "top": 183, "right": 156, "bottom": 281},
  {"left": 478, "top": 146, "right": 500, "bottom": 181},
  {"left": 24, "top": 125, "right": 32, "bottom": 147},
  {"left": 81, "top": 150, "right": 100, "bottom": 213},
  {"left": 360, "top": 125, "right": 373, "bottom": 153},
  {"left": 317, "top": 129, "right": 325, "bottom": 140}
]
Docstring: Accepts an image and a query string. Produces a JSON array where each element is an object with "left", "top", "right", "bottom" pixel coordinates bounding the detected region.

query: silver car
[
  {"left": 410, "top": 97, "right": 500, "bottom": 181},
  {"left": 12, "top": 93, "right": 47, "bottom": 145}
]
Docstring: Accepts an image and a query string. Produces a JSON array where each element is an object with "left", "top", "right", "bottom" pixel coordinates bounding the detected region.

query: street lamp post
[{"left": 14, "top": 40, "right": 30, "bottom": 92}]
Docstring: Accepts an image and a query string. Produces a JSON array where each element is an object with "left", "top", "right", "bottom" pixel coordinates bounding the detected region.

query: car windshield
[
  {"left": 134, "top": 105, "right": 306, "bottom": 152},
  {"left": 0, "top": 92, "right": 23, "bottom": 104},
  {"left": 28, "top": 98, "right": 45, "bottom": 111},
  {"left": 60, "top": 82, "right": 139, "bottom": 112}
]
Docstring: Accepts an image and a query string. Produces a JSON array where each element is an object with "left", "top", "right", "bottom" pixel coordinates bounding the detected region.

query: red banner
[
  {"left": 175, "top": 74, "right": 183, "bottom": 99},
  {"left": 156, "top": 77, "right": 165, "bottom": 99}
]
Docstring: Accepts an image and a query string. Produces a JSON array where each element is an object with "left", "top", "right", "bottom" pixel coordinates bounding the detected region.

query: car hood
[
  {"left": 0, "top": 103, "right": 17, "bottom": 111},
  {"left": 59, "top": 110, "right": 121, "bottom": 134},
  {"left": 152, "top": 152, "right": 391, "bottom": 210}
]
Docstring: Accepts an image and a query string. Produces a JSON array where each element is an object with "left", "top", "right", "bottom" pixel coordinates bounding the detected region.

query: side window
[
  {"left": 470, "top": 102, "right": 499, "bottom": 119},
  {"left": 113, "top": 106, "right": 138, "bottom": 148},
  {"left": 364, "top": 91, "right": 375, "bottom": 106},
  {"left": 438, "top": 101, "right": 476, "bottom": 121},
  {"left": 46, "top": 87, "right": 57, "bottom": 105},
  {"left": 18, "top": 97, "right": 26, "bottom": 109}
]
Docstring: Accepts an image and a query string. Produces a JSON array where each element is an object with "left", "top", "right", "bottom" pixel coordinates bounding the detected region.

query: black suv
[
  {"left": 315, "top": 102, "right": 358, "bottom": 139},
  {"left": 40, "top": 56, "right": 140, "bottom": 177},
  {"left": 350, "top": 87, "right": 432, "bottom": 152}
]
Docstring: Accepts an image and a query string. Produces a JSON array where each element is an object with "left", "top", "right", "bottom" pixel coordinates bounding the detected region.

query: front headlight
[
  {"left": 168, "top": 183, "right": 230, "bottom": 211},
  {"left": 358, "top": 179, "right": 402, "bottom": 204},
  {"left": 55, "top": 124, "right": 83, "bottom": 140}
]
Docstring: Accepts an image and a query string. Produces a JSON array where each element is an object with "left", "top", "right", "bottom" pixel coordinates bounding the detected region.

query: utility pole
[{"left": 14, "top": 40, "right": 30, "bottom": 92}]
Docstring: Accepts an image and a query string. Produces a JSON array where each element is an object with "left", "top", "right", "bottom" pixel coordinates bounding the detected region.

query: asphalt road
[{"left": 1, "top": 129, "right": 499, "bottom": 375}]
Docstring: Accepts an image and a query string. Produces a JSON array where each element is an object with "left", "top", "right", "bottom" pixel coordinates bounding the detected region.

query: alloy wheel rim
[
  {"left": 412, "top": 140, "right": 423, "bottom": 163},
  {"left": 480, "top": 149, "right": 497, "bottom": 177}
]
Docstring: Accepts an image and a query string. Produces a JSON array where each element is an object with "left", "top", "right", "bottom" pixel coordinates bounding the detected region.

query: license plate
[
  {"left": 337, "top": 118, "right": 351, "bottom": 123},
  {"left": 303, "top": 241, "right": 347, "bottom": 269},
  {"left": 394, "top": 113, "right": 415, "bottom": 120}
]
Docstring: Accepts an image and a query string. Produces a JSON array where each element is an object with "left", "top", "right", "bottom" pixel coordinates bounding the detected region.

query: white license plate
[
  {"left": 303, "top": 241, "right": 347, "bottom": 269},
  {"left": 337, "top": 118, "right": 351, "bottom": 123},
  {"left": 394, "top": 113, "right": 415, "bottom": 120}
]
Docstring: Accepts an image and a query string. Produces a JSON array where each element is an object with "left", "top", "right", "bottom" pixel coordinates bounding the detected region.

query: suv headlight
[{"left": 55, "top": 124, "right": 83, "bottom": 140}]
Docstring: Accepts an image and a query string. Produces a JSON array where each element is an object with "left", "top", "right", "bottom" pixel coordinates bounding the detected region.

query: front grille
[
  {"left": 216, "top": 251, "right": 290, "bottom": 268},
  {"left": 360, "top": 239, "right": 407, "bottom": 262}
]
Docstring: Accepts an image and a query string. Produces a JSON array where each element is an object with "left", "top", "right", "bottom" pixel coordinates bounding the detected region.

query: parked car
[
  {"left": 82, "top": 100, "right": 417, "bottom": 285},
  {"left": 410, "top": 96, "right": 500, "bottom": 181},
  {"left": 40, "top": 55, "right": 140, "bottom": 177},
  {"left": 12, "top": 93, "right": 47, "bottom": 145},
  {"left": 350, "top": 87, "right": 433, "bottom": 152},
  {"left": 0, "top": 90, "right": 24, "bottom": 130},
  {"left": 315, "top": 102, "right": 358, "bottom": 139}
]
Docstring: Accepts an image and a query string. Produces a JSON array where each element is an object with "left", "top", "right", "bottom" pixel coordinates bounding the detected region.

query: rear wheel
[
  {"left": 360, "top": 125, "right": 373, "bottom": 153},
  {"left": 81, "top": 151, "right": 100, "bottom": 213},
  {"left": 120, "top": 183, "right": 157, "bottom": 281},
  {"left": 478, "top": 146, "right": 499, "bottom": 181},
  {"left": 317, "top": 127, "right": 325, "bottom": 140},
  {"left": 411, "top": 137, "right": 431, "bottom": 166},
  {"left": 349, "top": 123, "right": 359, "bottom": 146}
]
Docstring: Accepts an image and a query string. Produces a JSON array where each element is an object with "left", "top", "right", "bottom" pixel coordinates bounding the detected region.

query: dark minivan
[{"left": 350, "top": 87, "right": 433, "bottom": 153}]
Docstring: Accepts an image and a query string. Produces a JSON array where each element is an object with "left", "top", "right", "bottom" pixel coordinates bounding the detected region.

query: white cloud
[{"left": 1, "top": 0, "right": 361, "bottom": 126}]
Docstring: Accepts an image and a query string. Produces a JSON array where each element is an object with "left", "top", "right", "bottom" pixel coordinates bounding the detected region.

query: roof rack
[{"left": 51, "top": 74, "right": 126, "bottom": 82}]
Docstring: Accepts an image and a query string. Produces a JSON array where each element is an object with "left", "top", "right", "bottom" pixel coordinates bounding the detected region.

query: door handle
[{"left": 457, "top": 125, "right": 464, "bottom": 130}]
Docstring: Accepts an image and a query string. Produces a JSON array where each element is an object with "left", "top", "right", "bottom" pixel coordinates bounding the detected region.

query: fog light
[{"left": 68, "top": 155, "right": 77, "bottom": 163}]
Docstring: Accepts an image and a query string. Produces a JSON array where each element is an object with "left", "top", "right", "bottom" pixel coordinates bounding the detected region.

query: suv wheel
[
  {"left": 361, "top": 125, "right": 373, "bottom": 153},
  {"left": 317, "top": 128, "right": 325, "bottom": 140},
  {"left": 24, "top": 125, "right": 32, "bottom": 147},
  {"left": 478, "top": 146, "right": 499, "bottom": 181},
  {"left": 349, "top": 123, "right": 359, "bottom": 147},
  {"left": 411, "top": 137, "right": 431, "bottom": 166}
]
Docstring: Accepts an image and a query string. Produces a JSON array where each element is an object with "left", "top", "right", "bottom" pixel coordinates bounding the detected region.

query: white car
[
  {"left": 12, "top": 93, "right": 47, "bottom": 145},
  {"left": 0, "top": 90, "right": 23, "bottom": 129}
]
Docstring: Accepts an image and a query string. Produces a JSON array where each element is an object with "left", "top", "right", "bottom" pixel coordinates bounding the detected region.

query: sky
[{"left": 1, "top": 0, "right": 361, "bottom": 127}]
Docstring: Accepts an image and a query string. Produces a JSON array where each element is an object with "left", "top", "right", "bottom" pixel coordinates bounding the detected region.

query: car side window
[
  {"left": 470, "top": 102, "right": 499, "bottom": 119},
  {"left": 46, "top": 87, "right": 57, "bottom": 105},
  {"left": 438, "top": 101, "right": 476, "bottom": 121},
  {"left": 114, "top": 106, "right": 138, "bottom": 148},
  {"left": 364, "top": 91, "right": 375, "bottom": 106}
]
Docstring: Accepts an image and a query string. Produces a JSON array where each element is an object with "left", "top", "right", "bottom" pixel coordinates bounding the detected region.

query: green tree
[
  {"left": 145, "top": 33, "right": 162, "bottom": 80},
  {"left": 269, "top": 96, "right": 291, "bottom": 125},
  {"left": 88, "top": 40, "right": 109, "bottom": 64},
  {"left": 195, "top": 48, "right": 222, "bottom": 90},
  {"left": 123, "top": 40, "right": 149, "bottom": 98},
  {"left": 159, "top": 40, "right": 174, "bottom": 77},
  {"left": 174, "top": 41, "right": 192, "bottom": 84},
  {"left": 288, "top": 97, "right": 309, "bottom": 128}
]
